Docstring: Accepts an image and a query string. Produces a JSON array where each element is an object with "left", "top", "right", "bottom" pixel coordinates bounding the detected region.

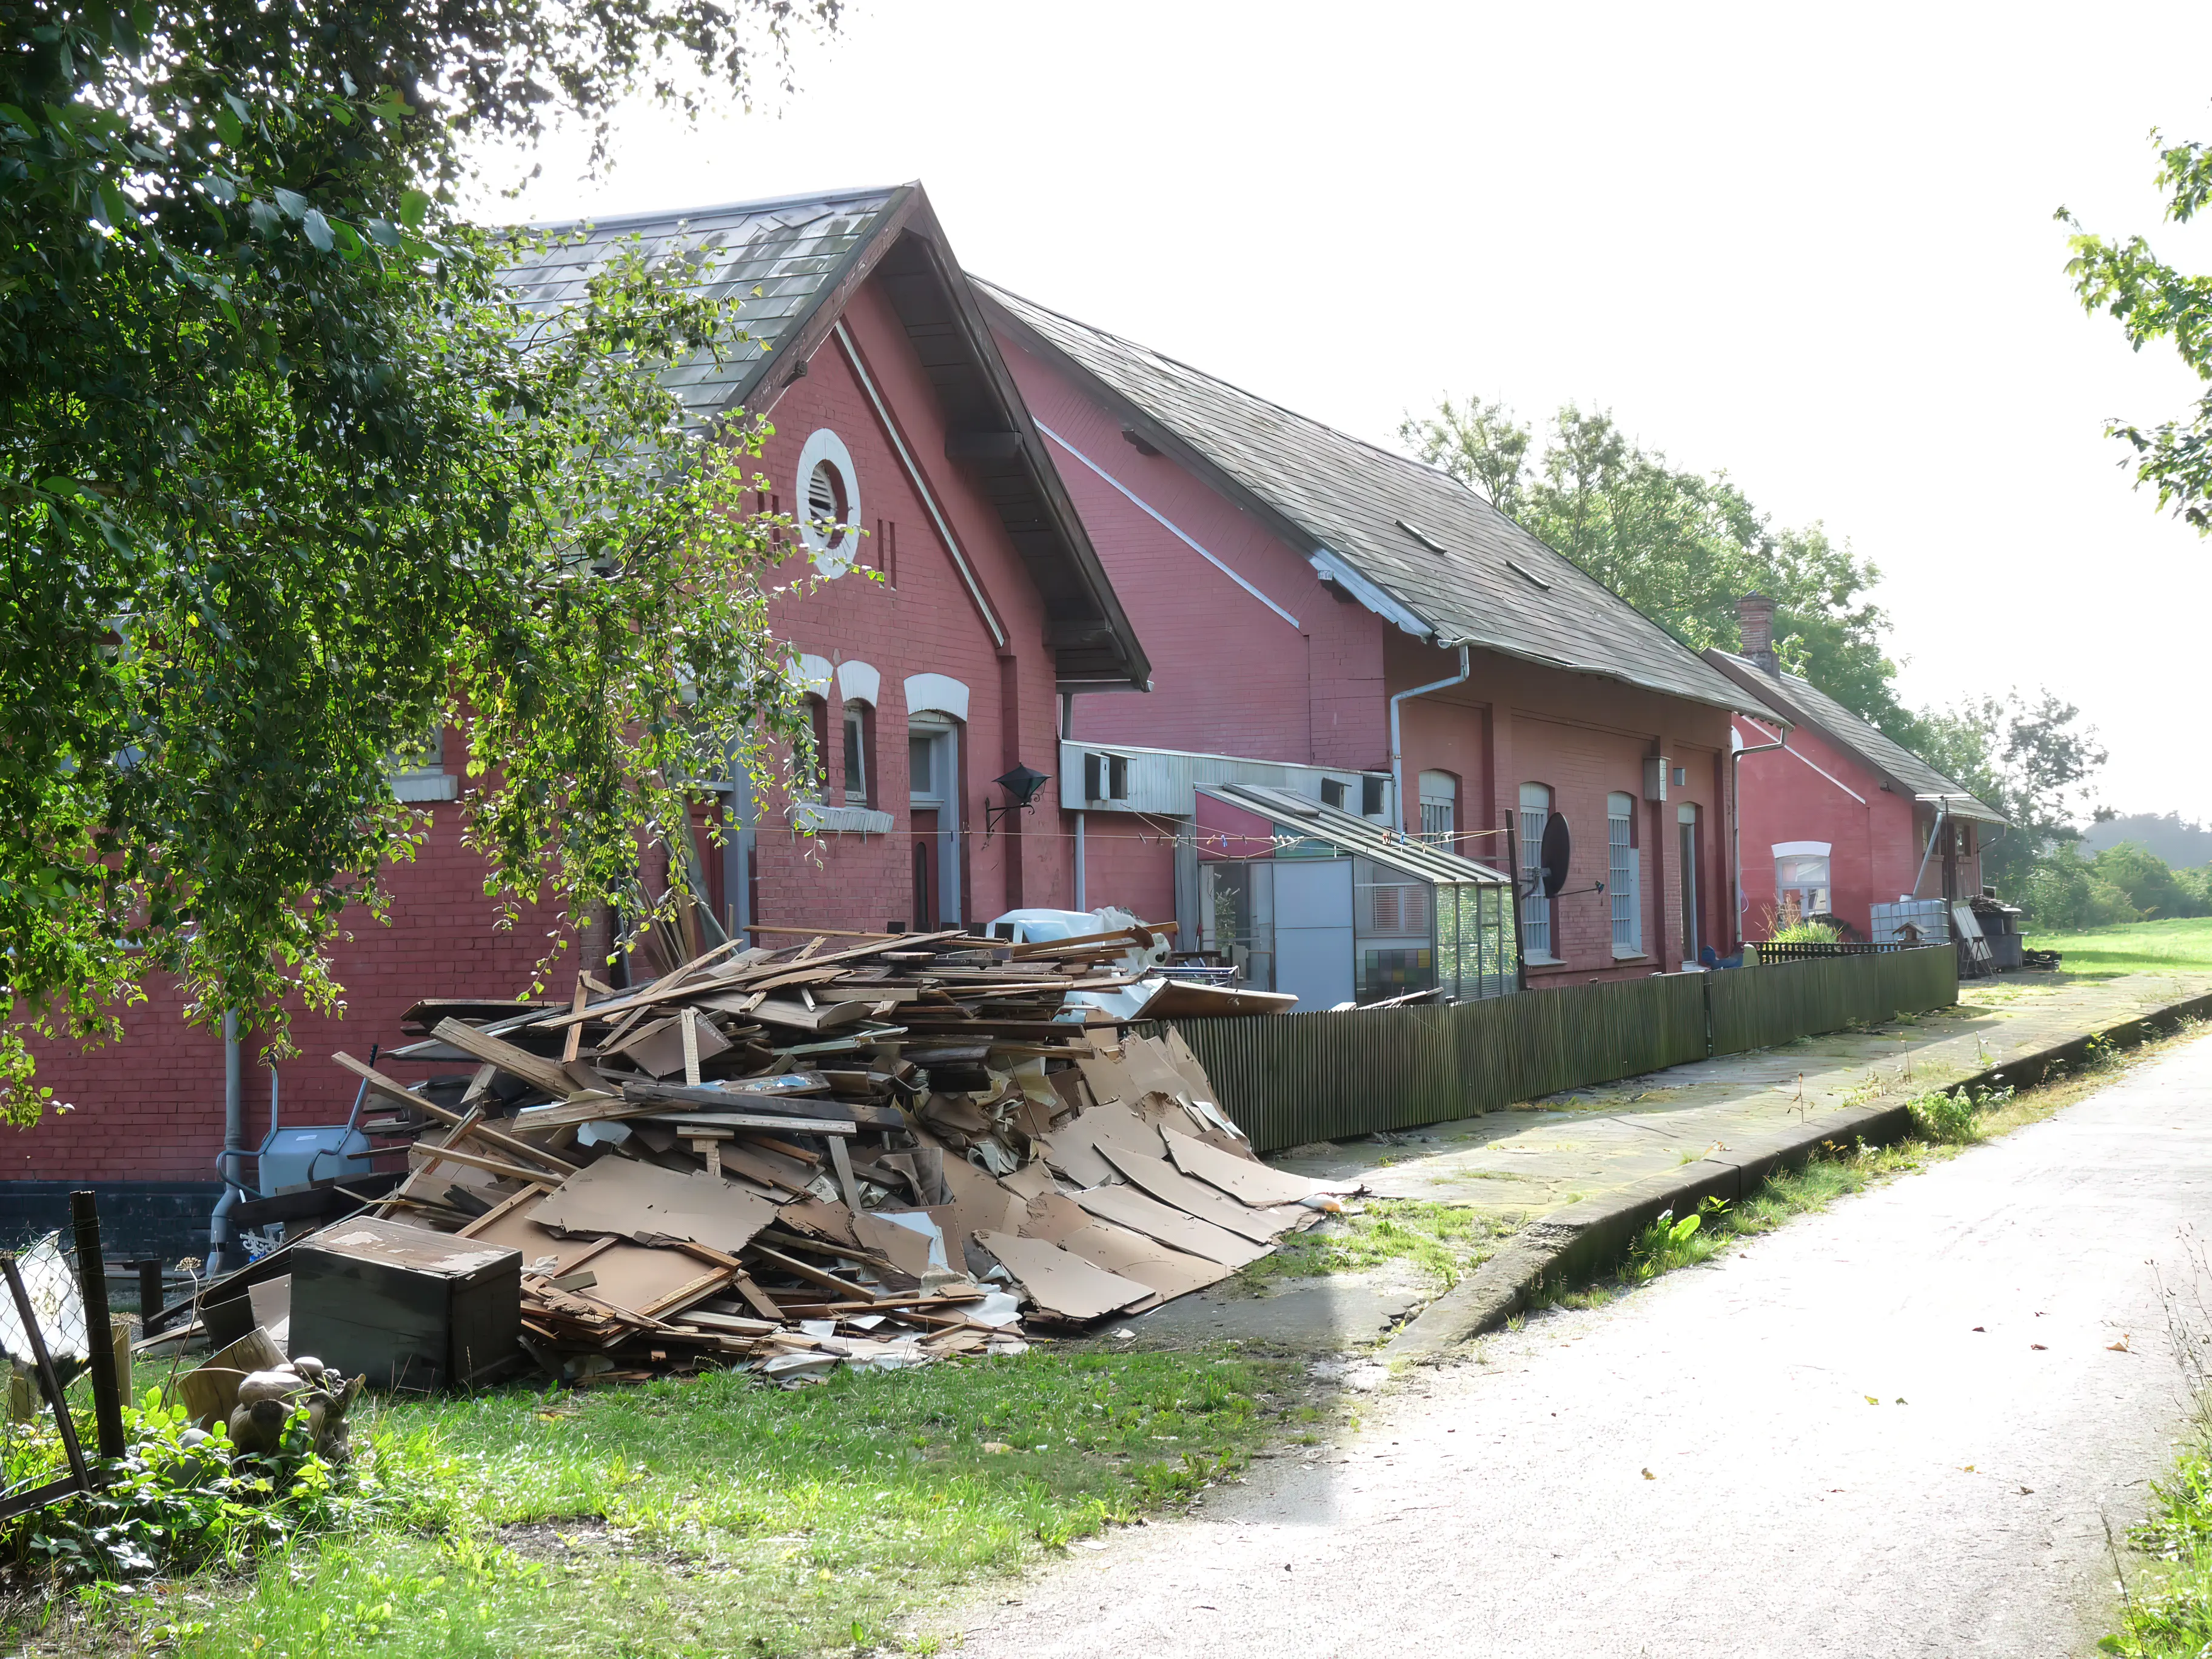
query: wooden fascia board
[{"left": 895, "top": 205, "right": 1151, "bottom": 694}]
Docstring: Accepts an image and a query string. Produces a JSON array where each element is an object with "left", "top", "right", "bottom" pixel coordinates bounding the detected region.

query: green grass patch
[
  {"left": 2101, "top": 1416, "right": 2212, "bottom": 1655},
  {"left": 33, "top": 1348, "right": 1301, "bottom": 1658},
  {"left": 2024, "top": 916, "right": 2212, "bottom": 979},
  {"left": 1239, "top": 1199, "right": 1518, "bottom": 1293}
]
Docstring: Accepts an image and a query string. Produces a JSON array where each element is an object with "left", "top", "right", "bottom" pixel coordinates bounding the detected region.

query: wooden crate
[{"left": 287, "top": 1217, "right": 520, "bottom": 1391}]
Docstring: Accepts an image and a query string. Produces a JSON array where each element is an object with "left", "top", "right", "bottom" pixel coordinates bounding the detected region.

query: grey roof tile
[
  {"left": 505, "top": 187, "right": 900, "bottom": 420},
  {"left": 978, "top": 281, "right": 1763, "bottom": 715},
  {"left": 1709, "top": 652, "right": 2008, "bottom": 824}
]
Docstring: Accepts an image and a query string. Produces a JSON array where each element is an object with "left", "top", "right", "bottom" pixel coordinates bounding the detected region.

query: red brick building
[
  {"left": 976, "top": 282, "right": 1768, "bottom": 999},
  {"left": 7, "top": 185, "right": 1147, "bottom": 1248},
  {"left": 1706, "top": 597, "right": 2003, "bottom": 943}
]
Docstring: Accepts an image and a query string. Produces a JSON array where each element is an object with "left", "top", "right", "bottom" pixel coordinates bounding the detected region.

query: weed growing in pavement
[
  {"left": 1623, "top": 1199, "right": 1729, "bottom": 1282},
  {"left": 1908, "top": 1082, "right": 2017, "bottom": 1145},
  {"left": 1242, "top": 1200, "right": 1520, "bottom": 1293}
]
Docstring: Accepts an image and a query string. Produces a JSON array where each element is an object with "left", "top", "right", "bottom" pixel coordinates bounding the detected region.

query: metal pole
[
  {"left": 68, "top": 1192, "right": 126, "bottom": 1459},
  {"left": 2, "top": 1255, "right": 90, "bottom": 1494}
]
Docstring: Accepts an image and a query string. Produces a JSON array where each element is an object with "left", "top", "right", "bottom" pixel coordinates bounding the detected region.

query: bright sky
[{"left": 495, "top": 0, "right": 2212, "bottom": 824}]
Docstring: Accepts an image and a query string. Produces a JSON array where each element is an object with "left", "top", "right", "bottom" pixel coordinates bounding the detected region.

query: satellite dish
[{"left": 1540, "top": 811, "right": 1572, "bottom": 897}]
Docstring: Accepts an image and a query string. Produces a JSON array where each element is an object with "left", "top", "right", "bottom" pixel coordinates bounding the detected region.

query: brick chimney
[{"left": 1737, "top": 592, "right": 1780, "bottom": 677}]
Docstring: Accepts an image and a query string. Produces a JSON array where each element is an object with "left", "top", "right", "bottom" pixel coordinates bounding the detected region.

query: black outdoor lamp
[{"left": 984, "top": 763, "right": 1051, "bottom": 840}]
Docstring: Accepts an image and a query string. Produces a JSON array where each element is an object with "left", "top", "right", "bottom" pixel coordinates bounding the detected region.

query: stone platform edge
[{"left": 1384, "top": 987, "right": 2212, "bottom": 1362}]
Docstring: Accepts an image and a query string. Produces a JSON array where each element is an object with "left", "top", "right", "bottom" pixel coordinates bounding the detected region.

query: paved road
[{"left": 951, "top": 1033, "right": 2212, "bottom": 1659}]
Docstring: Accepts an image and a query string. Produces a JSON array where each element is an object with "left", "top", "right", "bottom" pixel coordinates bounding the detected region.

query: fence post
[
  {"left": 68, "top": 1191, "right": 127, "bottom": 1460},
  {"left": 1700, "top": 968, "right": 1715, "bottom": 1058}
]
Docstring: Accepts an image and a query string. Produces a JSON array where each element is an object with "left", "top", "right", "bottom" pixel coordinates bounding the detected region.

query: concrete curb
[{"left": 1382, "top": 987, "right": 2212, "bottom": 1363}]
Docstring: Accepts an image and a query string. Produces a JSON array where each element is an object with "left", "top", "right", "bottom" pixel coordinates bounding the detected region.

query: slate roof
[
  {"left": 976, "top": 281, "right": 1762, "bottom": 715},
  {"left": 501, "top": 186, "right": 1148, "bottom": 691},
  {"left": 1706, "top": 651, "right": 2008, "bottom": 824},
  {"left": 506, "top": 186, "right": 901, "bottom": 423}
]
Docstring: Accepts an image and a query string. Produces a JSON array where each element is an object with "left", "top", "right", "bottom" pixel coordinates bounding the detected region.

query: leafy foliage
[
  {"left": 2, "top": 1389, "right": 372, "bottom": 1586},
  {"left": 1399, "top": 400, "right": 1917, "bottom": 736},
  {"left": 1912, "top": 690, "right": 2110, "bottom": 895},
  {"left": 2062, "top": 127, "right": 2212, "bottom": 532},
  {"left": 0, "top": 0, "right": 837, "bottom": 1117}
]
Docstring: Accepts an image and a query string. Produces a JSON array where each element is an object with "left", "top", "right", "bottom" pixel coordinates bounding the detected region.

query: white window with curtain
[
  {"left": 1518, "top": 782, "right": 1552, "bottom": 960},
  {"left": 1418, "top": 770, "right": 1456, "bottom": 846},
  {"left": 1607, "top": 791, "right": 1642, "bottom": 954}
]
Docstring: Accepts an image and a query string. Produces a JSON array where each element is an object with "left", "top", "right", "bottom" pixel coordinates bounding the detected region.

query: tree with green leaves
[
  {"left": 2062, "top": 126, "right": 2212, "bottom": 531},
  {"left": 0, "top": 0, "right": 839, "bottom": 1121},
  {"left": 1911, "top": 689, "right": 2109, "bottom": 898},
  {"left": 1399, "top": 400, "right": 1918, "bottom": 739}
]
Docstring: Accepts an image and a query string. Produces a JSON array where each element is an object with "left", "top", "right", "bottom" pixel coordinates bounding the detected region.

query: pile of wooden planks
[{"left": 224, "top": 925, "right": 1353, "bottom": 1388}]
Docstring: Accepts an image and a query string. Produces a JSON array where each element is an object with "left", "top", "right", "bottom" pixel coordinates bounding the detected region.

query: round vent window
[
  {"left": 807, "top": 459, "right": 848, "bottom": 548},
  {"left": 794, "top": 429, "right": 860, "bottom": 576}
]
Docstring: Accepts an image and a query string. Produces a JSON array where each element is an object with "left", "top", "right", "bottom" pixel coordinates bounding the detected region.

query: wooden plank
[
  {"left": 431, "top": 1018, "right": 577, "bottom": 1100},
  {"left": 618, "top": 1079, "right": 901, "bottom": 1128},
  {"left": 408, "top": 1139, "right": 561, "bottom": 1188},
  {"left": 648, "top": 1110, "right": 858, "bottom": 1137},
  {"left": 745, "top": 1244, "right": 877, "bottom": 1301},
  {"left": 333, "top": 1051, "right": 582, "bottom": 1171},
  {"left": 751, "top": 997, "right": 869, "bottom": 1034}
]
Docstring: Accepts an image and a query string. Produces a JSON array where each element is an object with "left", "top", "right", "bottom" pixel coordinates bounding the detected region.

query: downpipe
[
  {"left": 1390, "top": 643, "right": 1470, "bottom": 836},
  {"left": 210, "top": 1010, "right": 243, "bottom": 1275}
]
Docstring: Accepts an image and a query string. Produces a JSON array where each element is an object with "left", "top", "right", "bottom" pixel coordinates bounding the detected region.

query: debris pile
[{"left": 259, "top": 927, "right": 1350, "bottom": 1387}]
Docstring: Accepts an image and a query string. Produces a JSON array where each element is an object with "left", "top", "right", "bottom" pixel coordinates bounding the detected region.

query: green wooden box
[{"left": 287, "top": 1216, "right": 520, "bottom": 1391}]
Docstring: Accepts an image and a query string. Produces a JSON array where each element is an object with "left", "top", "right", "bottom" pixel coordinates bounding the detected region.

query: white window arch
[
  {"left": 796, "top": 429, "right": 862, "bottom": 577},
  {"left": 902, "top": 672, "right": 970, "bottom": 723}
]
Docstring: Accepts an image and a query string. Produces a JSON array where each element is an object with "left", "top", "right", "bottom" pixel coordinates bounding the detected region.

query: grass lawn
[
  {"left": 16, "top": 1347, "right": 1313, "bottom": 1658},
  {"left": 2023, "top": 916, "right": 2212, "bottom": 979}
]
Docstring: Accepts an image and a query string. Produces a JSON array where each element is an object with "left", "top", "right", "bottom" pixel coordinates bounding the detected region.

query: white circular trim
[{"left": 796, "top": 428, "right": 862, "bottom": 577}]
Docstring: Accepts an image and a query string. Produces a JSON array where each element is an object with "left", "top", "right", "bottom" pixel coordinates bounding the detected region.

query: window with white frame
[
  {"left": 1775, "top": 846, "right": 1831, "bottom": 922},
  {"left": 1518, "top": 782, "right": 1553, "bottom": 959},
  {"left": 1607, "top": 791, "right": 1642, "bottom": 954},
  {"left": 843, "top": 706, "right": 871, "bottom": 806},
  {"left": 1418, "top": 770, "right": 1457, "bottom": 846}
]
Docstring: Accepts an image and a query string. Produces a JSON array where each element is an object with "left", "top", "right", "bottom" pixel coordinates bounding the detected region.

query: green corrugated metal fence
[{"left": 1156, "top": 947, "right": 1957, "bottom": 1153}]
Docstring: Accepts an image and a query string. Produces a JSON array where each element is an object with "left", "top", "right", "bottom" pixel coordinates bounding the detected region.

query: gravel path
[{"left": 948, "top": 1033, "right": 2212, "bottom": 1659}]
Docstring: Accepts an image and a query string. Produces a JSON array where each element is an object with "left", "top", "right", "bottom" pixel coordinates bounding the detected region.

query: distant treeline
[
  {"left": 2079, "top": 813, "right": 2212, "bottom": 870},
  {"left": 2025, "top": 841, "right": 2212, "bottom": 931}
]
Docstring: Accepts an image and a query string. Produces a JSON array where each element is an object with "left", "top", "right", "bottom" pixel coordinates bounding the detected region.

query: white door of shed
[{"left": 1273, "top": 859, "right": 1355, "bottom": 1010}]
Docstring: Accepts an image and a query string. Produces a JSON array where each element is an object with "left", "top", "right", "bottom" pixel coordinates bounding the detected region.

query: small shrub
[
  {"left": 1907, "top": 1082, "right": 2015, "bottom": 1145},
  {"left": 1766, "top": 919, "right": 1843, "bottom": 945}
]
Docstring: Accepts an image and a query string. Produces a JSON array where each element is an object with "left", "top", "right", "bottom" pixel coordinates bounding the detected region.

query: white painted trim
[
  {"left": 904, "top": 672, "right": 971, "bottom": 723},
  {"left": 1032, "top": 420, "right": 1301, "bottom": 631},
  {"left": 1778, "top": 743, "right": 1867, "bottom": 803},
  {"left": 1772, "top": 840, "right": 1832, "bottom": 858},
  {"left": 1309, "top": 546, "right": 1432, "bottom": 638},
  {"left": 795, "top": 428, "right": 863, "bottom": 577},
  {"left": 830, "top": 321, "right": 1006, "bottom": 648},
  {"left": 392, "top": 772, "right": 457, "bottom": 803},
  {"left": 793, "top": 802, "right": 894, "bottom": 836},
  {"left": 788, "top": 653, "right": 833, "bottom": 697},
  {"left": 837, "top": 660, "right": 880, "bottom": 706}
]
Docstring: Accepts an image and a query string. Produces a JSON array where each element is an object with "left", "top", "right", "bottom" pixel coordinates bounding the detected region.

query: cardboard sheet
[
  {"left": 533, "top": 1156, "right": 779, "bottom": 1255},
  {"left": 975, "top": 1230, "right": 1151, "bottom": 1322},
  {"left": 932, "top": 1145, "right": 1027, "bottom": 1244},
  {"left": 575, "top": 1241, "right": 731, "bottom": 1319},
  {"left": 997, "top": 1162, "right": 1057, "bottom": 1202},
  {"left": 1095, "top": 1142, "right": 1298, "bottom": 1244},
  {"left": 853, "top": 1206, "right": 954, "bottom": 1278},
  {"left": 1058, "top": 1220, "right": 1230, "bottom": 1300},
  {"left": 1162, "top": 1126, "right": 1324, "bottom": 1207},
  {"left": 1070, "top": 1183, "right": 1271, "bottom": 1268},
  {"left": 1044, "top": 1099, "right": 1161, "bottom": 1188},
  {"left": 1016, "top": 1191, "right": 1091, "bottom": 1244}
]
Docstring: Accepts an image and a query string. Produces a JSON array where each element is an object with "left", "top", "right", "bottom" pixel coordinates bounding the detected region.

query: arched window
[
  {"left": 1518, "top": 782, "right": 1553, "bottom": 959},
  {"left": 1418, "top": 770, "right": 1458, "bottom": 846},
  {"left": 1607, "top": 791, "right": 1641, "bottom": 955}
]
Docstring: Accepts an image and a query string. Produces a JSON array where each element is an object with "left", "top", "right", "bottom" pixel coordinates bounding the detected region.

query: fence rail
[
  {"left": 1754, "top": 940, "right": 1907, "bottom": 962},
  {"left": 1156, "top": 946, "right": 1958, "bottom": 1153}
]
